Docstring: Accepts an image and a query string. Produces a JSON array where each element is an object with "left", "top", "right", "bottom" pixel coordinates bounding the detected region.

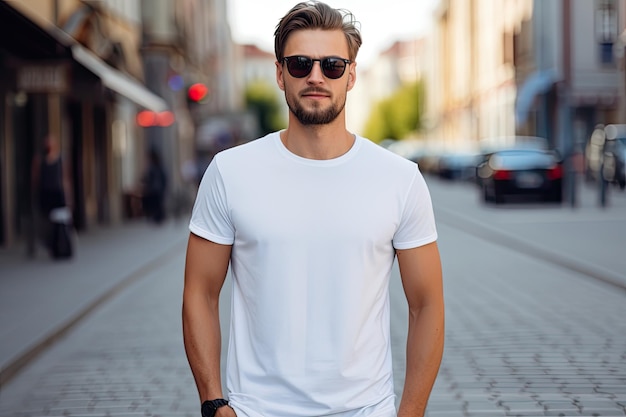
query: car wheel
[{"left": 550, "top": 190, "right": 563, "bottom": 203}]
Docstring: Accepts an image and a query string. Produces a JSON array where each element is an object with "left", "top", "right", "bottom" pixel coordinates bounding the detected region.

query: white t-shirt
[{"left": 189, "top": 132, "right": 437, "bottom": 417}]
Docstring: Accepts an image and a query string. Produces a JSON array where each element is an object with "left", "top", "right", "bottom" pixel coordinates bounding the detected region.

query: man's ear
[
  {"left": 276, "top": 61, "right": 286, "bottom": 91},
  {"left": 347, "top": 62, "right": 357, "bottom": 91}
]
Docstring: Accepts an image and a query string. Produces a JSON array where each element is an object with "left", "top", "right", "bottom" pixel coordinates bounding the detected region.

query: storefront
[{"left": 0, "top": 2, "right": 166, "bottom": 251}]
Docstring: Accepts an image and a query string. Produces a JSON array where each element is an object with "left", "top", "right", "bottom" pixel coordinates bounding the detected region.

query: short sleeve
[
  {"left": 189, "top": 158, "right": 235, "bottom": 245},
  {"left": 392, "top": 168, "right": 438, "bottom": 250}
]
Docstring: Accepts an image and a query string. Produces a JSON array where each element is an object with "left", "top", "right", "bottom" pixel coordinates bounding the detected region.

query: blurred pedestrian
[
  {"left": 31, "top": 134, "right": 72, "bottom": 257},
  {"left": 142, "top": 148, "right": 167, "bottom": 224},
  {"left": 175, "top": 158, "right": 200, "bottom": 219},
  {"left": 183, "top": 2, "right": 444, "bottom": 417}
]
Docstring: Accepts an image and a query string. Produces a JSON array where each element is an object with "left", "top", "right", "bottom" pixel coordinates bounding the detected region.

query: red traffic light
[{"left": 188, "top": 83, "right": 208, "bottom": 102}]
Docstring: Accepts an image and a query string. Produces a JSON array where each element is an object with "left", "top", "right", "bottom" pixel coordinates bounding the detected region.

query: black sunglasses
[{"left": 282, "top": 56, "right": 351, "bottom": 79}]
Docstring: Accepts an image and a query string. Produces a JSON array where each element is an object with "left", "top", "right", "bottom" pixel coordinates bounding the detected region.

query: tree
[
  {"left": 245, "top": 80, "right": 286, "bottom": 135},
  {"left": 363, "top": 80, "right": 425, "bottom": 143}
]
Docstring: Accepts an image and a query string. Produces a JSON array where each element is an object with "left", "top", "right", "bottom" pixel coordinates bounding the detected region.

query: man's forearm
[
  {"left": 182, "top": 293, "right": 224, "bottom": 401},
  {"left": 397, "top": 303, "right": 445, "bottom": 417}
]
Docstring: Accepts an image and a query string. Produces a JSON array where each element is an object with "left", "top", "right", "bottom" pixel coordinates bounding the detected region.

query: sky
[{"left": 227, "top": 0, "right": 437, "bottom": 70}]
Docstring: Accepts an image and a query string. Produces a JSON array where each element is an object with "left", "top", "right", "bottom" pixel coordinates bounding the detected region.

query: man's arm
[
  {"left": 182, "top": 232, "right": 234, "bottom": 411},
  {"left": 396, "top": 241, "right": 445, "bottom": 417}
]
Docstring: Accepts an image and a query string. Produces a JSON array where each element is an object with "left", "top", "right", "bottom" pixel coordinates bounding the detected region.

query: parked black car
[{"left": 477, "top": 149, "right": 563, "bottom": 204}]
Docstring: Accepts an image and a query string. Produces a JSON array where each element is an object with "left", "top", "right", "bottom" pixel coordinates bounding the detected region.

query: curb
[{"left": 436, "top": 206, "right": 626, "bottom": 293}]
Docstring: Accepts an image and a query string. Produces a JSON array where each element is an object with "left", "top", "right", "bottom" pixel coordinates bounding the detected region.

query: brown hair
[{"left": 274, "top": 1, "right": 362, "bottom": 62}]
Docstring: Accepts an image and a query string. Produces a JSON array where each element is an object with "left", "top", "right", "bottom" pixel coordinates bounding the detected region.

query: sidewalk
[{"left": 0, "top": 217, "right": 190, "bottom": 385}]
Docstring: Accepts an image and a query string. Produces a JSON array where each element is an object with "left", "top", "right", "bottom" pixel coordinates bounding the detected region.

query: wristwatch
[{"left": 201, "top": 398, "right": 229, "bottom": 417}]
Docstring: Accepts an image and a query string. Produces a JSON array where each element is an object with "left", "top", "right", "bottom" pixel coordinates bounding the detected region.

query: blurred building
[
  {"left": 620, "top": 6, "right": 626, "bottom": 122},
  {"left": 424, "top": 0, "right": 531, "bottom": 152},
  {"left": 0, "top": 0, "right": 241, "bottom": 251},
  {"left": 515, "top": 0, "right": 625, "bottom": 154},
  {"left": 139, "top": 0, "right": 240, "bottom": 210},
  {"left": 239, "top": 44, "right": 277, "bottom": 90},
  {"left": 423, "top": 0, "right": 626, "bottom": 154},
  {"left": 0, "top": 0, "right": 166, "bottom": 250}
]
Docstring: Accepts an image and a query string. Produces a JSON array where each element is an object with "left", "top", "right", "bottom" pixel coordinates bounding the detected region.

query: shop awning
[
  {"left": 515, "top": 69, "right": 558, "bottom": 127},
  {"left": 0, "top": 2, "right": 74, "bottom": 59},
  {"left": 0, "top": 2, "right": 167, "bottom": 112},
  {"left": 71, "top": 44, "right": 168, "bottom": 112}
]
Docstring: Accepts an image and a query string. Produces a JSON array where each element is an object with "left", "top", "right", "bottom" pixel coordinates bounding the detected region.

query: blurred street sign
[{"left": 16, "top": 63, "right": 69, "bottom": 93}]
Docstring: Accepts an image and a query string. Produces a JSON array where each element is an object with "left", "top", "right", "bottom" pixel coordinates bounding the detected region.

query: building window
[
  {"left": 600, "top": 43, "right": 614, "bottom": 64},
  {"left": 595, "top": 0, "right": 617, "bottom": 65},
  {"left": 503, "top": 31, "right": 514, "bottom": 66},
  {"left": 513, "top": 20, "right": 532, "bottom": 68}
]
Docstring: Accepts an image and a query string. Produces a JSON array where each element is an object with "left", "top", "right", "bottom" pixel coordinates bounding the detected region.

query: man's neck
[{"left": 280, "top": 120, "right": 355, "bottom": 160}]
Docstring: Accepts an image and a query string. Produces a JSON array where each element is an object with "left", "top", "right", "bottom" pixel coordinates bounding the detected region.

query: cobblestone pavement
[
  {"left": 422, "top": 222, "right": 626, "bottom": 417},
  {"left": 0, "top": 180, "right": 625, "bottom": 417},
  {"left": 0, "top": 251, "right": 200, "bottom": 417},
  {"left": 0, "top": 218, "right": 189, "bottom": 379}
]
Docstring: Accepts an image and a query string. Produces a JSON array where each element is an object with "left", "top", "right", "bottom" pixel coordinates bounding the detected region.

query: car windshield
[{"left": 491, "top": 150, "right": 555, "bottom": 169}]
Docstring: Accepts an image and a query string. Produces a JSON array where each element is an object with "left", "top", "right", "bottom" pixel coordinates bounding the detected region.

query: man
[{"left": 183, "top": 2, "right": 444, "bottom": 417}]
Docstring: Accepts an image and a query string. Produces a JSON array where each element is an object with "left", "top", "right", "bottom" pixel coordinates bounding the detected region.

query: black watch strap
[{"left": 201, "top": 398, "right": 229, "bottom": 417}]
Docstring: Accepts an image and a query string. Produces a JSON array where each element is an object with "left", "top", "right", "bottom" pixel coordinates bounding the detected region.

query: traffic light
[{"left": 188, "top": 83, "right": 209, "bottom": 102}]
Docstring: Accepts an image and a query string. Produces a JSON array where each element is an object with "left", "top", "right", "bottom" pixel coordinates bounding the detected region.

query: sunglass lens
[
  {"left": 287, "top": 57, "right": 312, "bottom": 78},
  {"left": 322, "top": 58, "right": 346, "bottom": 79}
]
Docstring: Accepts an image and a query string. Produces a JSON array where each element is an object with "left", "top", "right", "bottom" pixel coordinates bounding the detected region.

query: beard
[{"left": 285, "top": 86, "right": 347, "bottom": 126}]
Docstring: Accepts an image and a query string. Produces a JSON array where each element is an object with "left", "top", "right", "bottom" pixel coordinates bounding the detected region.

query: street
[
  {"left": 400, "top": 178, "right": 626, "bottom": 416},
  {"left": 1, "top": 177, "right": 625, "bottom": 417}
]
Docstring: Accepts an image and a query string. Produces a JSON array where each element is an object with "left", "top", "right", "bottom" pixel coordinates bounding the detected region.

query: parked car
[
  {"left": 476, "top": 148, "right": 563, "bottom": 204},
  {"left": 437, "top": 152, "right": 481, "bottom": 182}
]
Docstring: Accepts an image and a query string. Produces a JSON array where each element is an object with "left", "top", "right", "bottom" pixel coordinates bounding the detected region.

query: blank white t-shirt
[{"left": 189, "top": 132, "right": 437, "bottom": 417}]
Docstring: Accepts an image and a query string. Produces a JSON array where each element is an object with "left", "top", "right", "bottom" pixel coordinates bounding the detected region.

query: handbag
[{"left": 49, "top": 207, "right": 73, "bottom": 259}]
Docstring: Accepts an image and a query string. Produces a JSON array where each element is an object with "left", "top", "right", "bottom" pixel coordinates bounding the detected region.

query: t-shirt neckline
[{"left": 273, "top": 131, "right": 361, "bottom": 167}]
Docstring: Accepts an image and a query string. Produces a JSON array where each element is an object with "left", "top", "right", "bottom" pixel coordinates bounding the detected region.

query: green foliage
[
  {"left": 363, "top": 80, "right": 425, "bottom": 143},
  {"left": 244, "top": 80, "right": 286, "bottom": 135}
]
